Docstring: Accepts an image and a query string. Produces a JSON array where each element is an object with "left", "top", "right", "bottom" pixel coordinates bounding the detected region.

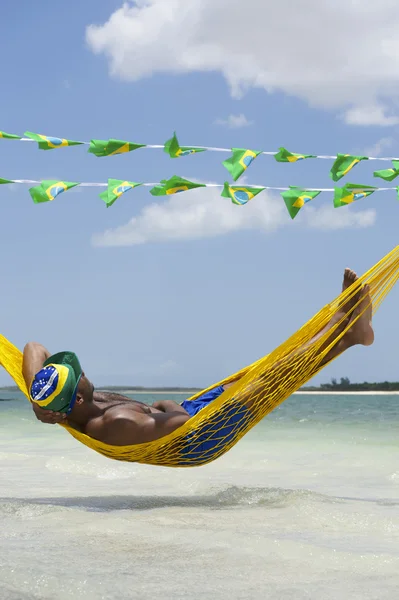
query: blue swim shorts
[{"left": 178, "top": 385, "right": 252, "bottom": 465}]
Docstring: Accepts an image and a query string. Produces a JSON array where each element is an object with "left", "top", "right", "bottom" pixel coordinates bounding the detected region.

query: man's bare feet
[
  {"left": 340, "top": 268, "right": 362, "bottom": 314},
  {"left": 330, "top": 268, "right": 362, "bottom": 331},
  {"left": 346, "top": 284, "right": 374, "bottom": 347},
  {"left": 342, "top": 267, "right": 358, "bottom": 292}
]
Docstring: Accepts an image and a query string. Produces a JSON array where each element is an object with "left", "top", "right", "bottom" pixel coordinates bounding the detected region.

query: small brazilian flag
[
  {"left": 89, "top": 139, "right": 146, "bottom": 157},
  {"left": 0, "top": 131, "right": 21, "bottom": 140},
  {"left": 221, "top": 182, "right": 265, "bottom": 205},
  {"left": 222, "top": 148, "right": 262, "bottom": 181},
  {"left": 0, "top": 178, "right": 14, "bottom": 184},
  {"left": 164, "top": 132, "right": 206, "bottom": 158},
  {"left": 281, "top": 187, "right": 321, "bottom": 219},
  {"left": 150, "top": 176, "right": 206, "bottom": 196},
  {"left": 274, "top": 147, "right": 316, "bottom": 163},
  {"left": 374, "top": 160, "right": 399, "bottom": 182},
  {"left": 24, "top": 131, "right": 84, "bottom": 151},
  {"left": 333, "top": 183, "right": 376, "bottom": 208},
  {"left": 99, "top": 179, "right": 142, "bottom": 207},
  {"left": 330, "top": 154, "right": 368, "bottom": 182},
  {"left": 29, "top": 180, "right": 80, "bottom": 204}
]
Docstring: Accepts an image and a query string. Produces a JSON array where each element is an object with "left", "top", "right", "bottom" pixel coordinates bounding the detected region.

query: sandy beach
[{"left": 1, "top": 389, "right": 399, "bottom": 600}]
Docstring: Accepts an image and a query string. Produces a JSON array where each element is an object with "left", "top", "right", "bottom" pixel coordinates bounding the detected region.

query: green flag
[
  {"left": 221, "top": 182, "right": 265, "bottom": 205},
  {"left": 89, "top": 139, "right": 146, "bottom": 157},
  {"left": 280, "top": 187, "right": 322, "bottom": 219},
  {"left": 333, "top": 183, "right": 376, "bottom": 208},
  {"left": 0, "top": 178, "right": 14, "bottom": 184},
  {"left": 24, "top": 131, "right": 84, "bottom": 150},
  {"left": 274, "top": 147, "right": 316, "bottom": 163},
  {"left": 29, "top": 180, "right": 80, "bottom": 204},
  {"left": 222, "top": 148, "right": 262, "bottom": 181},
  {"left": 99, "top": 179, "right": 142, "bottom": 207},
  {"left": 330, "top": 154, "right": 368, "bottom": 182},
  {"left": 164, "top": 132, "right": 206, "bottom": 158},
  {"left": 150, "top": 176, "right": 206, "bottom": 196},
  {"left": 0, "top": 131, "right": 21, "bottom": 140},
  {"left": 374, "top": 160, "right": 399, "bottom": 182}
]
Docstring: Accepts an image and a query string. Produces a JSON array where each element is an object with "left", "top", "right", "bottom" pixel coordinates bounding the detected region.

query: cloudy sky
[{"left": 1, "top": 0, "right": 399, "bottom": 387}]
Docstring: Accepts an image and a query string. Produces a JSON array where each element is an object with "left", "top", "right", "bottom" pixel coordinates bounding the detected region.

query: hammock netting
[{"left": 1, "top": 244, "right": 399, "bottom": 468}]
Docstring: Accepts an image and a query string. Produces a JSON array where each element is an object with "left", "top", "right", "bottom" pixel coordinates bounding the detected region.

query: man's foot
[
  {"left": 342, "top": 267, "right": 358, "bottom": 292},
  {"left": 340, "top": 268, "right": 362, "bottom": 314},
  {"left": 346, "top": 284, "right": 374, "bottom": 346},
  {"left": 329, "top": 268, "right": 362, "bottom": 331}
]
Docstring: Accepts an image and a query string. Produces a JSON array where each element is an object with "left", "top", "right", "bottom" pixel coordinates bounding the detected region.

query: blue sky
[{"left": 1, "top": 0, "right": 399, "bottom": 388}]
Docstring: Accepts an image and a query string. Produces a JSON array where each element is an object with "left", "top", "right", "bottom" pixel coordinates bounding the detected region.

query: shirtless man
[{"left": 24, "top": 268, "right": 374, "bottom": 447}]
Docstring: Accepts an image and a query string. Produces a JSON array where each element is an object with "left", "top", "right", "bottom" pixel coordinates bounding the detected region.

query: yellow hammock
[{"left": 1, "top": 244, "right": 399, "bottom": 468}]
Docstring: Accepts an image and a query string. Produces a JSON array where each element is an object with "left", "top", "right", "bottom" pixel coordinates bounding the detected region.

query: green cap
[{"left": 30, "top": 351, "right": 83, "bottom": 414}]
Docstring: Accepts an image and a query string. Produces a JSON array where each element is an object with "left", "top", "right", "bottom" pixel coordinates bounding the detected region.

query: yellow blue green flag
[
  {"left": 29, "top": 180, "right": 80, "bottom": 204},
  {"left": 221, "top": 183, "right": 265, "bottom": 205},
  {"left": 99, "top": 179, "right": 142, "bottom": 207},
  {"left": 0, "top": 131, "right": 21, "bottom": 140},
  {"left": 374, "top": 160, "right": 399, "bottom": 182},
  {"left": 333, "top": 183, "right": 376, "bottom": 207},
  {"left": 150, "top": 176, "right": 206, "bottom": 196},
  {"left": 274, "top": 147, "right": 316, "bottom": 163},
  {"left": 330, "top": 154, "right": 368, "bottom": 182},
  {"left": 89, "top": 139, "right": 146, "bottom": 157},
  {"left": 222, "top": 148, "right": 262, "bottom": 181},
  {"left": 24, "top": 132, "right": 84, "bottom": 151},
  {"left": 164, "top": 132, "right": 206, "bottom": 158},
  {"left": 281, "top": 187, "right": 321, "bottom": 219}
]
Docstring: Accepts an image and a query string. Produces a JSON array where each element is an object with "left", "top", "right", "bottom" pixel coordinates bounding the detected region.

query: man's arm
[
  {"left": 87, "top": 410, "right": 190, "bottom": 446},
  {"left": 152, "top": 400, "right": 189, "bottom": 415},
  {"left": 22, "top": 342, "right": 66, "bottom": 425},
  {"left": 22, "top": 342, "right": 51, "bottom": 390}
]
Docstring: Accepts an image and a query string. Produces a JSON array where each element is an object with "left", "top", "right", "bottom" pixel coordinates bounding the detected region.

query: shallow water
[{"left": 0, "top": 392, "right": 398, "bottom": 600}]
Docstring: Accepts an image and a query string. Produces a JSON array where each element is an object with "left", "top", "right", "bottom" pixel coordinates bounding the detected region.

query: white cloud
[
  {"left": 91, "top": 186, "right": 375, "bottom": 247},
  {"left": 86, "top": 0, "right": 399, "bottom": 124},
  {"left": 363, "top": 137, "right": 394, "bottom": 157},
  {"left": 343, "top": 105, "right": 399, "bottom": 127},
  {"left": 214, "top": 114, "right": 253, "bottom": 128},
  {"left": 302, "top": 204, "right": 376, "bottom": 230}
]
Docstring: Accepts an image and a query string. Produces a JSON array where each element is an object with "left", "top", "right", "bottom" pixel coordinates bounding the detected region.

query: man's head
[{"left": 29, "top": 351, "right": 94, "bottom": 415}]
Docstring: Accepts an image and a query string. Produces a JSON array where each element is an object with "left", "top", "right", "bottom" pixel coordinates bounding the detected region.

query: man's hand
[
  {"left": 152, "top": 400, "right": 189, "bottom": 415},
  {"left": 31, "top": 402, "right": 67, "bottom": 425}
]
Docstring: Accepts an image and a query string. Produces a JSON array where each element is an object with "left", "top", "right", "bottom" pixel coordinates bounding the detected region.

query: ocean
[{"left": 0, "top": 390, "right": 398, "bottom": 600}]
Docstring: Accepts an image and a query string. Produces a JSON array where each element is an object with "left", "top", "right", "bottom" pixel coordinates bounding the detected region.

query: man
[{"left": 24, "top": 268, "right": 374, "bottom": 447}]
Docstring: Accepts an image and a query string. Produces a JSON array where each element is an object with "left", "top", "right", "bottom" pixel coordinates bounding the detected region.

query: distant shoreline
[
  {"left": 294, "top": 390, "right": 399, "bottom": 395},
  {"left": 102, "top": 389, "right": 399, "bottom": 396},
  {"left": 1, "top": 387, "right": 399, "bottom": 396}
]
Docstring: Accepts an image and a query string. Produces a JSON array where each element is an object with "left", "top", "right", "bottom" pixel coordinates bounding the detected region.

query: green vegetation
[{"left": 301, "top": 377, "right": 399, "bottom": 392}]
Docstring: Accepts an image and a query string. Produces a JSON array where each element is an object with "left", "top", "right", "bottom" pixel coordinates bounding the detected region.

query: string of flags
[
  {"left": 2, "top": 129, "right": 399, "bottom": 183},
  {"left": 0, "top": 175, "right": 395, "bottom": 218}
]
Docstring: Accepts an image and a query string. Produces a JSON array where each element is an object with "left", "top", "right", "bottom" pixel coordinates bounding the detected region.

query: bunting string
[
  {"left": 2, "top": 130, "right": 399, "bottom": 185},
  {"left": 0, "top": 175, "right": 397, "bottom": 217},
  {"left": 4, "top": 133, "right": 398, "bottom": 160}
]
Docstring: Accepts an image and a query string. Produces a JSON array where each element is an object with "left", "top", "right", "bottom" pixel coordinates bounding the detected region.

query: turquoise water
[{"left": 0, "top": 391, "right": 399, "bottom": 599}]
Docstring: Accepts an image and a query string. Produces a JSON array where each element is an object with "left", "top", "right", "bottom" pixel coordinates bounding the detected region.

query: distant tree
[{"left": 340, "top": 377, "right": 350, "bottom": 388}]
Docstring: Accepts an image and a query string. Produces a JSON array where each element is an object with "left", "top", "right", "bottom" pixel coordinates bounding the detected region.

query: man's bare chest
[{"left": 93, "top": 391, "right": 157, "bottom": 415}]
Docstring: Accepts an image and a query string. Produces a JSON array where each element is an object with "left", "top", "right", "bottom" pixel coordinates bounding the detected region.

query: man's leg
[{"left": 231, "top": 268, "right": 374, "bottom": 411}]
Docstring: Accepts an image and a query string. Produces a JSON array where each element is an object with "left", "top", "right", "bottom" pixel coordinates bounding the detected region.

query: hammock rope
[{"left": 1, "top": 244, "right": 399, "bottom": 468}]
